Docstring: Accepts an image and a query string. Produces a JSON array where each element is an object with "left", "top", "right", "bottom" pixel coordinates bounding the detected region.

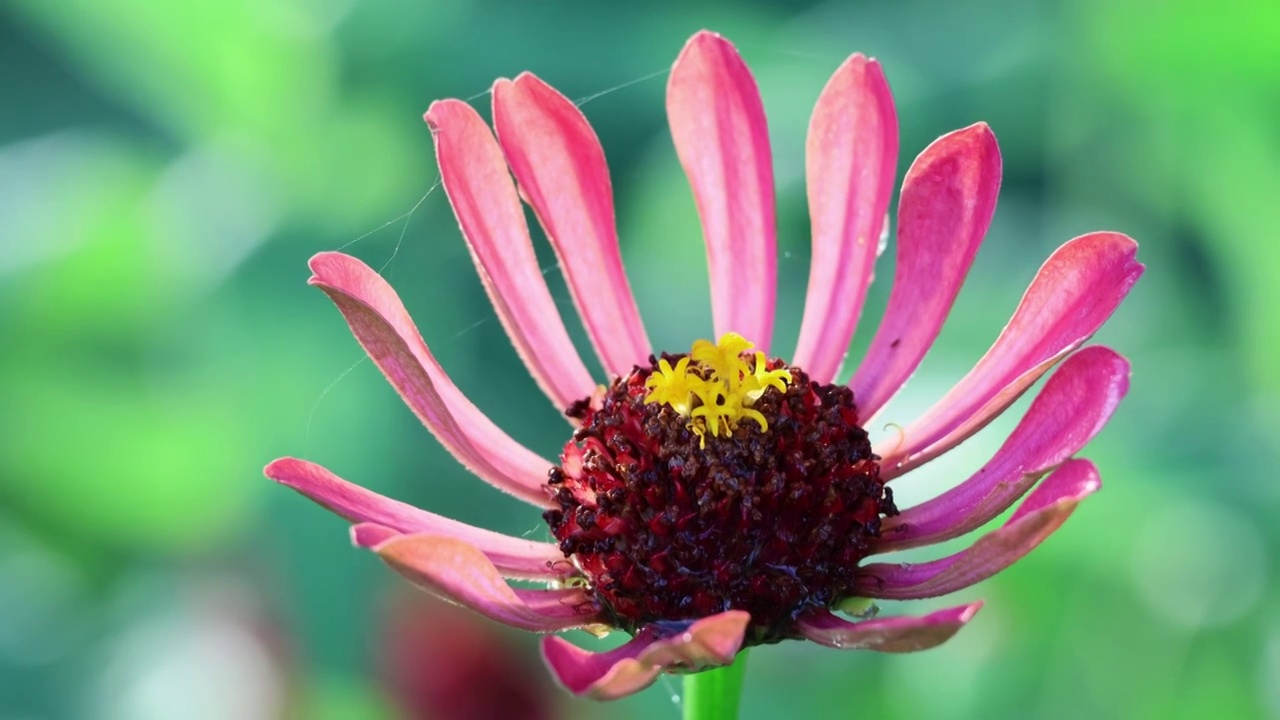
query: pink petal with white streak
[
  {"left": 850, "top": 123, "right": 1002, "bottom": 420},
  {"left": 667, "top": 30, "right": 776, "bottom": 350},
  {"left": 878, "top": 232, "right": 1143, "bottom": 478},
  {"left": 877, "top": 346, "right": 1128, "bottom": 551},
  {"left": 307, "top": 251, "right": 554, "bottom": 508},
  {"left": 493, "top": 72, "right": 651, "bottom": 377},
  {"left": 792, "top": 53, "right": 898, "bottom": 384},
  {"left": 797, "top": 601, "right": 983, "bottom": 652},
  {"left": 370, "top": 533, "right": 600, "bottom": 633},
  {"left": 265, "top": 457, "right": 565, "bottom": 579},
  {"left": 541, "top": 610, "right": 750, "bottom": 700},
  {"left": 855, "top": 459, "right": 1101, "bottom": 599},
  {"left": 426, "top": 99, "right": 595, "bottom": 410}
]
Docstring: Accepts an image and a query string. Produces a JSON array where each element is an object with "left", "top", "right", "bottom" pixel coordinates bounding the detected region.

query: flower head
[{"left": 266, "top": 30, "right": 1143, "bottom": 701}]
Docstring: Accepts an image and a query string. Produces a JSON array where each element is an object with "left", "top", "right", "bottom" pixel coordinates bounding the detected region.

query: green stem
[{"left": 682, "top": 650, "right": 749, "bottom": 720}]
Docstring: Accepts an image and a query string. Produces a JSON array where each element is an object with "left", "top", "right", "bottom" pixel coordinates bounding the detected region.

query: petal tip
[
  {"left": 306, "top": 250, "right": 365, "bottom": 287},
  {"left": 958, "top": 600, "right": 985, "bottom": 623},
  {"left": 263, "top": 456, "right": 303, "bottom": 482},
  {"left": 424, "top": 98, "right": 469, "bottom": 130},
  {"left": 491, "top": 76, "right": 515, "bottom": 97},
  {"left": 688, "top": 29, "right": 725, "bottom": 45},
  {"left": 677, "top": 29, "right": 736, "bottom": 63},
  {"left": 350, "top": 522, "right": 399, "bottom": 549},
  {"left": 511, "top": 70, "right": 542, "bottom": 86}
]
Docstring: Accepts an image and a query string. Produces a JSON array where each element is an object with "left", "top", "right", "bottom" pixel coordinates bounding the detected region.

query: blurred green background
[{"left": 2, "top": 0, "right": 1277, "bottom": 718}]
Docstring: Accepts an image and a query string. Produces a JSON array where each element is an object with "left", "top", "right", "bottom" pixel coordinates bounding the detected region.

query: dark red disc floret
[{"left": 542, "top": 354, "right": 897, "bottom": 646}]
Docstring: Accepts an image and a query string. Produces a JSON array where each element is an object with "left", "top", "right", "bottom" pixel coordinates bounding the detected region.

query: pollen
[{"left": 643, "top": 333, "right": 792, "bottom": 445}]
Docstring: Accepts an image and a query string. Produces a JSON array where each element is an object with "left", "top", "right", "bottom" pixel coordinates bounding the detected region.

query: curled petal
[
  {"left": 541, "top": 610, "right": 750, "bottom": 700},
  {"left": 792, "top": 53, "right": 898, "bottom": 384},
  {"left": 668, "top": 30, "right": 776, "bottom": 351},
  {"left": 877, "top": 346, "right": 1128, "bottom": 552},
  {"left": 856, "top": 459, "right": 1101, "bottom": 599},
  {"left": 265, "top": 458, "right": 561, "bottom": 578},
  {"left": 426, "top": 99, "right": 596, "bottom": 410},
  {"left": 351, "top": 520, "right": 565, "bottom": 583},
  {"left": 308, "top": 253, "right": 555, "bottom": 507},
  {"left": 878, "top": 232, "right": 1144, "bottom": 477},
  {"left": 369, "top": 533, "right": 601, "bottom": 633},
  {"left": 851, "top": 123, "right": 1002, "bottom": 420},
  {"left": 797, "top": 601, "right": 983, "bottom": 652},
  {"left": 492, "top": 72, "right": 651, "bottom": 377}
]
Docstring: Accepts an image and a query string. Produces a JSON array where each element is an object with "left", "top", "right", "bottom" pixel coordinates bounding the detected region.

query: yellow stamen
[
  {"left": 644, "top": 357, "right": 699, "bottom": 415},
  {"left": 691, "top": 332, "right": 754, "bottom": 390},
  {"left": 645, "top": 333, "right": 792, "bottom": 446},
  {"left": 742, "top": 351, "right": 793, "bottom": 402}
]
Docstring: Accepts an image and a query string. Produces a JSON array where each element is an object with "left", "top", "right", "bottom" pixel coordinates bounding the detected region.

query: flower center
[{"left": 543, "top": 334, "right": 897, "bottom": 646}]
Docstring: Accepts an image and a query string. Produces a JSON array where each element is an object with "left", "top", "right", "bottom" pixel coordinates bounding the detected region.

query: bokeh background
[{"left": 2, "top": 0, "right": 1278, "bottom": 718}]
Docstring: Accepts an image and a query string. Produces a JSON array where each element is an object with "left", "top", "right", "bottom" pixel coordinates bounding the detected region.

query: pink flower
[{"left": 266, "top": 30, "right": 1143, "bottom": 701}]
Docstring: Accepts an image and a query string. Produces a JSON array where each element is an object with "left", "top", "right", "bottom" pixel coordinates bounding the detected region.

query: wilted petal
[
  {"left": 541, "top": 610, "right": 750, "bottom": 700},
  {"left": 878, "top": 232, "right": 1143, "bottom": 477},
  {"left": 492, "top": 73, "right": 651, "bottom": 377},
  {"left": 792, "top": 53, "right": 898, "bottom": 384},
  {"left": 796, "top": 601, "right": 982, "bottom": 652},
  {"left": 850, "top": 124, "right": 1001, "bottom": 420},
  {"left": 369, "top": 534, "right": 601, "bottom": 633},
  {"left": 877, "top": 346, "right": 1128, "bottom": 551},
  {"left": 668, "top": 30, "right": 776, "bottom": 350},
  {"left": 307, "top": 252, "right": 554, "bottom": 508},
  {"left": 426, "top": 99, "right": 596, "bottom": 410},
  {"left": 855, "top": 459, "right": 1100, "bottom": 599}
]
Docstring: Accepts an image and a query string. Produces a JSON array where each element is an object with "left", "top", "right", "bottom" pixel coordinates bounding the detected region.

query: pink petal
[
  {"left": 264, "top": 457, "right": 566, "bottom": 580},
  {"left": 350, "top": 522, "right": 400, "bottom": 548},
  {"left": 792, "top": 54, "right": 898, "bottom": 384},
  {"left": 492, "top": 73, "right": 651, "bottom": 377},
  {"left": 876, "top": 346, "right": 1128, "bottom": 552},
  {"left": 850, "top": 123, "right": 1002, "bottom": 420},
  {"left": 307, "top": 252, "right": 554, "bottom": 508},
  {"left": 877, "top": 232, "right": 1144, "bottom": 478},
  {"left": 541, "top": 610, "right": 750, "bottom": 700},
  {"left": 371, "top": 533, "right": 601, "bottom": 633},
  {"left": 667, "top": 30, "right": 776, "bottom": 350},
  {"left": 425, "top": 99, "right": 596, "bottom": 410},
  {"left": 855, "top": 459, "right": 1100, "bottom": 599},
  {"left": 796, "top": 601, "right": 982, "bottom": 652}
]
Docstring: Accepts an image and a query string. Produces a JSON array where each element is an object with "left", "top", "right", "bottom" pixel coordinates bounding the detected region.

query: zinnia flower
[{"left": 266, "top": 30, "right": 1143, "bottom": 701}]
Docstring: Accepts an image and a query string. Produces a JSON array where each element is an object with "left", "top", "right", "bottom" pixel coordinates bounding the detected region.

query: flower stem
[{"left": 682, "top": 650, "right": 749, "bottom": 720}]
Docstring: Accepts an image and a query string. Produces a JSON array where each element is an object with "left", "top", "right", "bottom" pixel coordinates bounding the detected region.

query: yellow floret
[
  {"left": 742, "top": 351, "right": 793, "bottom": 402},
  {"left": 645, "top": 333, "right": 792, "bottom": 446},
  {"left": 691, "top": 332, "right": 754, "bottom": 391},
  {"left": 643, "top": 357, "right": 699, "bottom": 415}
]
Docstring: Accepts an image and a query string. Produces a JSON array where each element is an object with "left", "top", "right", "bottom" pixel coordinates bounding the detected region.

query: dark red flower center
[{"left": 543, "top": 337, "right": 897, "bottom": 646}]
